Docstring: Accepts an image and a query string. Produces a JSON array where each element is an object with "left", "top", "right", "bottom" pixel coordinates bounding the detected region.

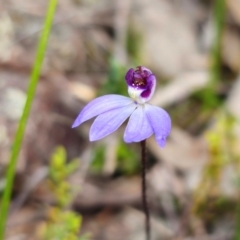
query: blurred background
[{"left": 1, "top": 0, "right": 240, "bottom": 239}]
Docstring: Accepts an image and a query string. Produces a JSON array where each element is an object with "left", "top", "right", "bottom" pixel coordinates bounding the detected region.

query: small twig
[{"left": 141, "top": 140, "right": 150, "bottom": 240}]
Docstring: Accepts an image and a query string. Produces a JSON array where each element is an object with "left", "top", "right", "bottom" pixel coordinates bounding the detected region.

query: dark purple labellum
[
  {"left": 125, "top": 66, "right": 156, "bottom": 103},
  {"left": 125, "top": 66, "right": 151, "bottom": 89}
]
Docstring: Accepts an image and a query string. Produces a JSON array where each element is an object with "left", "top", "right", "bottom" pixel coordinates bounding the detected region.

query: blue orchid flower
[{"left": 72, "top": 66, "right": 171, "bottom": 147}]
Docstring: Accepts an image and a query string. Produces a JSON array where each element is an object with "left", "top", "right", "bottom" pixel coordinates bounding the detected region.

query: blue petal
[
  {"left": 72, "top": 94, "right": 133, "bottom": 128},
  {"left": 90, "top": 103, "right": 136, "bottom": 141},
  {"left": 145, "top": 104, "right": 171, "bottom": 147},
  {"left": 124, "top": 105, "right": 153, "bottom": 143}
]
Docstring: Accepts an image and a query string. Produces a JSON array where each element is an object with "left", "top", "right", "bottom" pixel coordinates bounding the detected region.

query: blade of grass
[
  {"left": 202, "top": 0, "right": 226, "bottom": 109},
  {"left": 210, "top": 0, "right": 226, "bottom": 82},
  {"left": 0, "top": 0, "right": 58, "bottom": 239}
]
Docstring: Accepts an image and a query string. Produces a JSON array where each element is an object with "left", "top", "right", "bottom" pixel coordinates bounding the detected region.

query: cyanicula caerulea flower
[{"left": 72, "top": 66, "right": 171, "bottom": 147}]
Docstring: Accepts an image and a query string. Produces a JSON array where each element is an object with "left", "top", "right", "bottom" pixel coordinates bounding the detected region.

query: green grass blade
[
  {"left": 0, "top": 0, "right": 58, "bottom": 239},
  {"left": 210, "top": 0, "right": 226, "bottom": 82},
  {"left": 201, "top": 0, "right": 226, "bottom": 109}
]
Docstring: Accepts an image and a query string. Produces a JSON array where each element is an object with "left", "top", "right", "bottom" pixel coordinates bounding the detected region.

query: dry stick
[{"left": 141, "top": 140, "right": 150, "bottom": 240}]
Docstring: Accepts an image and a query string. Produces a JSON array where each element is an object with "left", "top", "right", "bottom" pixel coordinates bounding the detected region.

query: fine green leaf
[{"left": 0, "top": 1, "right": 58, "bottom": 239}]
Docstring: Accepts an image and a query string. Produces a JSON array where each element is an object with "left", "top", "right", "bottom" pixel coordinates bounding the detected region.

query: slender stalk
[
  {"left": 141, "top": 140, "right": 150, "bottom": 240},
  {"left": 203, "top": 0, "right": 226, "bottom": 109},
  {"left": 0, "top": 1, "right": 58, "bottom": 239},
  {"left": 211, "top": 0, "right": 226, "bottom": 82}
]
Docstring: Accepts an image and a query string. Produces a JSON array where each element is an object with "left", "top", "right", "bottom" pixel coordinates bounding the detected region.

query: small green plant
[
  {"left": 192, "top": 113, "right": 237, "bottom": 221},
  {"left": 48, "top": 146, "right": 79, "bottom": 207},
  {"left": 40, "top": 207, "right": 83, "bottom": 240},
  {"left": 38, "top": 146, "right": 90, "bottom": 240}
]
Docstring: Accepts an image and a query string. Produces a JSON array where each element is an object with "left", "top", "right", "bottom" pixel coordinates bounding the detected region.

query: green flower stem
[{"left": 0, "top": 1, "right": 58, "bottom": 239}]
